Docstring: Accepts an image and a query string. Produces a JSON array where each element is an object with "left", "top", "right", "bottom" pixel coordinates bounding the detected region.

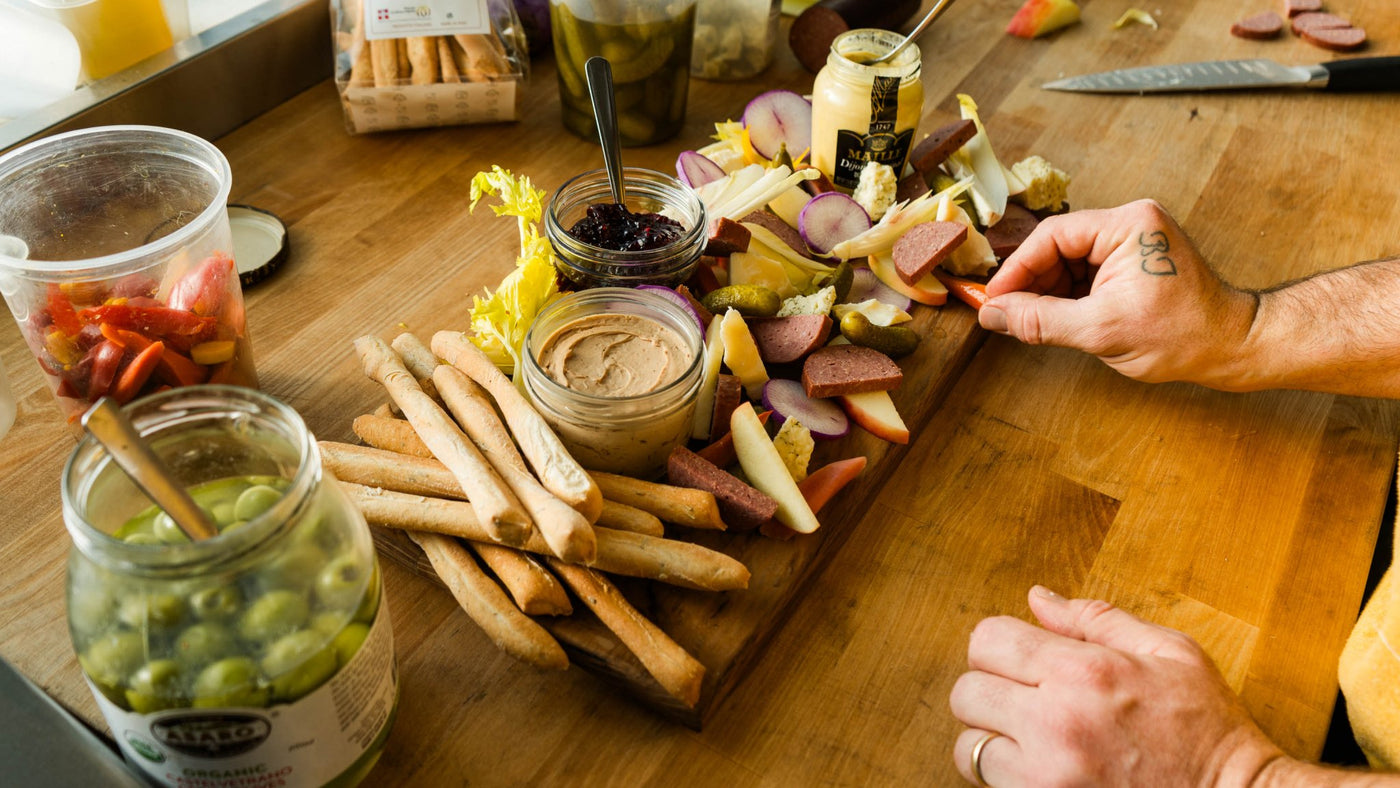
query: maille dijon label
[{"left": 832, "top": 75, "right": 914, "bottom": 189}]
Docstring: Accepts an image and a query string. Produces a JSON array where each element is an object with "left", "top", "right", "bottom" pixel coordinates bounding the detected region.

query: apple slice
[
  {"left": 1006, "top": 0, "right": 1081, "bottom": 39},
  {"left": 838, "top": 389, "right": 910, "bottom": 444},
  {"left": 720, "top": 308, "right": 770, "bottom": 400},
  {"left": 732, "top": 402, "right": 822, "bottom": 534},
  {"left": 868, "top": 253, "right": 949, "bottom": 306}
]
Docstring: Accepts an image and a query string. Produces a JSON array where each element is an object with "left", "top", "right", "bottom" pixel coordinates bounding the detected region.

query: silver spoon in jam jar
[
  {"left": 867, "top": 0, "right": 956, "bottom": 65},
  {"left": 585, "top": 56, "right": 626, "bottom": 206}
]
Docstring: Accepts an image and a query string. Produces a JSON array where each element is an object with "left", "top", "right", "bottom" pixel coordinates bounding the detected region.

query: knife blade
[{"left": 1042, "top": 56, "right": 1400, "bottom": 94}]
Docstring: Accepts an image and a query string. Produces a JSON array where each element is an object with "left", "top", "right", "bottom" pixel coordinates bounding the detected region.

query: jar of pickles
[
  {"left": 550, "top": 0, "right": 696, "bottom": 145},
  {"left": 62, "top": 386, "right": 396, "bottom": 787}
]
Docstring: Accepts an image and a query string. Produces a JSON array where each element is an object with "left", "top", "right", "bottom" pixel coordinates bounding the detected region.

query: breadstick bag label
[
  {"left": 93, "top": 608, "right": 398, "bottom": 788},
  {"left": 365, "top": 0, "right": 491, "bottom": 39}
]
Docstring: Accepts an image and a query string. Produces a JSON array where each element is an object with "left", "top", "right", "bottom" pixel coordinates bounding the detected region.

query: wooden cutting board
[{"left": 373, "top": 298, "right": 986, "bottom": 727}]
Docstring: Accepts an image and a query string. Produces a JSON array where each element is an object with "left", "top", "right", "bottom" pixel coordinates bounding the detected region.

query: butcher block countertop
[{"left": 2, "top": 0, "right": 1400, "bottom": 784}]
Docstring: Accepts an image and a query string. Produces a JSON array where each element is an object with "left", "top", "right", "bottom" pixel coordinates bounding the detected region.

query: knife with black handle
[{"left": 1043, "top": 55, "right": 1400, "bottom": 94}]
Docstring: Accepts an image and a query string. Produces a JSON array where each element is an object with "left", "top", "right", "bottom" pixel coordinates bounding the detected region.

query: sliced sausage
[
  {"left": 1285, "top": 0, "right": 1322, "bottom": 17},
  {"left": 908, "top": 120, "right": 977, "bottom": 175},
  {"left": 704, "top": 217, "right": 752, "bottom": 257},
  {"left": 749, "top": 315, "right": 834, "bottom": 364},
  {"left": 895, "top": 173, "right": 931, "bottom": 204},
  {"left": 891, "top": 221, "right": 968, "bottom": 284},
  {"left": 1300, "top": 24, "right": 1367, "bottom": 51},
  {"left": 1230, "top": 11, "right": 1283, "bottom": 40},
  {"left": 667, "top": 446, "right": 778, "bottom": 532},
  {"left": 802, "top": 344, "right": 903, "bottom": 399},
  {"left": 741, "top": 210, "right": 815, "bottom": 259},
  {"left": 711, "top": 373, "right": 742, "bottom": 439},
  {"left": 1291, "top": 11, "right": 1352, "bottom": 34},
  {"left": 985, "top": 203, "right": 1041, "bottom": 260}
]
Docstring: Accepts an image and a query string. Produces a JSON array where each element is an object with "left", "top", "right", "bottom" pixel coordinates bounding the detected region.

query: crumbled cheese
[
  {"left": 852, "top": 162, "right": 898, "bottom": 222},
  {"left": 1010, "top": 155, "right": 1071, "bottom": 212},
  {"left": 777, "top": 285, "right": 836, "bottom": 317},
  {"left": 832, "top": 299, "right": 912, "bottom": 327},
  {"left": 772, "top": 419, "right": 813, "bottom": 482}
]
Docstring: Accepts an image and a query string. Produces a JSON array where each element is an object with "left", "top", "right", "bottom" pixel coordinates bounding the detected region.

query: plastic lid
[{"left": 228, "top": 204, "right": 288, "bottom": 287}]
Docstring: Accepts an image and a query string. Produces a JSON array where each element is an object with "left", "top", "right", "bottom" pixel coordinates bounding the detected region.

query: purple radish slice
[
  {"left": 742, "top": 90, "right": 813, "bottom": 160},
  {"left": 798, "top": 192, "right": 870, "bottom": 256},
  {"left": 761, "top": 378, "right": 850, "bottom": 439},
  {"left": 847, "top": 268, "right": 913, "bottom": 311},
  {"left": 634, "top": 285, "right": 707, "bottom": 336},
  {"left": 676, "top": 151, "right": 725, "bottom": 189}
]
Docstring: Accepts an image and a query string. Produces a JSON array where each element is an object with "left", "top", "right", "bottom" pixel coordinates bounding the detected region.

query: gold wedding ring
[{"left": 970, "top": 731, "right": 1001, "bottom": 787}]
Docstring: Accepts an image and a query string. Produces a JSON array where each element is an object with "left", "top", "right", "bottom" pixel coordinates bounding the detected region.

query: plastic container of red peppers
[
  {"left": 544, "top": 166, "right": 707, "bottom": 289},
  {"left": 0, "top": 126, "right": 257, "bottom": 427}
]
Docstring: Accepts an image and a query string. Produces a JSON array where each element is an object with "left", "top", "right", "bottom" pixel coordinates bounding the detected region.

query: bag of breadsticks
[{"left": 331, "top": 0, "right": 529, "bottom": 133}]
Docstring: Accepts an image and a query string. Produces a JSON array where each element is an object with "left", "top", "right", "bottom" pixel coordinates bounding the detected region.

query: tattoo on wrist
[{"left": 1138, "top": 231, "right": 1178, "bottom": 277}]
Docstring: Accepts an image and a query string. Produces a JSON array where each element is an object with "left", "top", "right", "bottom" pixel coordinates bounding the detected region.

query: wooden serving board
[{"left": 373, "top": 300, "right": 986, "bottom": 727}]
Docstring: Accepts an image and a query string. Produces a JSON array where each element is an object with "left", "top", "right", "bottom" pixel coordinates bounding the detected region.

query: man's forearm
[{"left": 1231, "top": 258, "right": 1400, "bottom": 397}]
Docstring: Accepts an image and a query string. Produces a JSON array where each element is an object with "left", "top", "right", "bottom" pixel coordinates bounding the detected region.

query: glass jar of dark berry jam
[{"left": 545, "top": 167, "right": 706, "bottom": 289}]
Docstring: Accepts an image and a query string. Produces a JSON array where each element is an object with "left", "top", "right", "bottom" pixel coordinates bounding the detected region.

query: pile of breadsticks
[
  {"left": 330, "top": 331, "right": 748, "bottom": 708},
  {"left": 341, "top": 0, "right": 517, "bottom": 87}
]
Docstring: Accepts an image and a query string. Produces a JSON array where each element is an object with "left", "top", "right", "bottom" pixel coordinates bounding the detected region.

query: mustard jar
[{"left": 809, "top": 29, "right": 924, "bottom": 190}]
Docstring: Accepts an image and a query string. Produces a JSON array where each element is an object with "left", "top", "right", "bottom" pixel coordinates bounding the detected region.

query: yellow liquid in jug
[{"left": 57, "top": 0, "right": 173, "bottom": 81}]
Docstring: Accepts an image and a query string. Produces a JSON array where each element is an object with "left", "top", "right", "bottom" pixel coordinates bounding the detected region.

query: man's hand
[
  {"left": 979, "top": 200, "right": 1260, "bottom": 389},
  {"left": 950, "top": 587, "right": 1283, "bottom": 787}
]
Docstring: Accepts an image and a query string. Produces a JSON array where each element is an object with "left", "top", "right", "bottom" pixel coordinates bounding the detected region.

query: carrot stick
[
  {"left": 410, "top": 531, "right": 568, "bottom": 670},
  {"left": 352, "top": 414, "right": 430, "bottom": 457},
  {"left": 390, "top": 333, "right": 442, "bottom": 403},
  {"left": 547, "top": 561, "right": 704, "bottom": 708},
  {"left": 354, "top": 335, "right": 531, "bottom": 544},
  {"left": 112, "top": 341, "right": 164, "bottom": 403},
  {"left": 433, "top": 364, "right": 597, "bottom": 563},
  {"left": 932, "top": 270, "right": 989, "bottom": 309},
  {"left": 343, "top": 482, "right": 750, "bottom": 592},
  {"left": 758, "top": 456, "right": 868, "bottom": 541},
  {"left": 596, "top": 500, "right": 665, "bottom": 537},
  {"left": 432, "top": 331, "right": 603, "bottom": 523},
  {"left": 590, "top": 472, "right": 726, "bottom": 530},
  {"left": 156, "top": 346, "right": 208, "bottom": 387},
  {"left": 693, "top": 410, "right": 771, "bottom": 467}
]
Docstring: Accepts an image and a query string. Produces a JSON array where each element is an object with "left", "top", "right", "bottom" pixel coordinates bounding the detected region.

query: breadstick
[
  {"left": 354, "top": 336, "right": 531, "bottom": 543},
  {"left": 434, "top": 365, "right": 597, "bottom": 563},
  {"left": 345, "top": 483, "right": 750, "bottom": 591},
  {"left": 371, "top": 402, "right": 398, "bottom": 419},
  {"left": 548, "top": 560, "right": 704, "bottom": 707},
  {"left": 410, "top": 531, "right": 568, "bottom": 670},
  {"left": 390, "top": 333, "right": 441, "bottom": 403},
  {"left": 454, "top": 34, "right": 509, "bottom": 79},
  {"left": 406, "top": 36, "right": 439, "bottom": 85},
  {"left": 395, "top": 37, "right": 411, "bottom": 80},
  {"left": 370, "top": 39, "right": 398, "bottom": 87},
  {"left": 432, "top": 331, "right": 603, "bottom": 523},
  {"left": 590, "top": 472, "right": 727, "bottom": 530},
  {"left": 438, "top": 36, "right": 460, "bottom": 82},
  {"left": 345, "top": 0, "right": 372, "bottom": 86},
  {"left": 596, "top": 500, "right": 665, "bottom": 537},
  {"left": 472, "top": 543, "right": 572, "bottom": 616},
  {"left": 353, "top": 414, "right": 431, "bottom": 458}
]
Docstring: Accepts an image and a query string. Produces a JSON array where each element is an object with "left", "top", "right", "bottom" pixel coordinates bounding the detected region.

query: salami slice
[
  {"left": 1300, "top": 24, "right": 1367, "bottom": 51},
  {"left": 908, "top": 119, "right": 977, "bottom": 175},
  {"left": 891, "top": 221, "right": 968, "bottom": 284},
  {"left": 1230, "top": 11, "right": 1283, "bottom": 40},
  {"left": 667, "top": 446, "right": 778, "bottom": 531},
  {"left": 1290, "top": 11, "right": 1352, "bottom": 35},
  {"left": 802, "top": 345, "right": 902, "bottom": 399},
  {"left": 748, "top": 315, "right": 833, "bottom": 364},
  {"left": 985, "top": 203, "right": 1041, "bottom": 260},
  {"left": 704, "top": 217, "right": 752, "bottom": 257}
]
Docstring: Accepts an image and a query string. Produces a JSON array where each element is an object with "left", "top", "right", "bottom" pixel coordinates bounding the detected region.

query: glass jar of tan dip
[
  {"left": 810, "top": 28, "right": 924, "bottom": 190},
  {"left": 521, "top": 288, "right": 704, "bottom": 478}
]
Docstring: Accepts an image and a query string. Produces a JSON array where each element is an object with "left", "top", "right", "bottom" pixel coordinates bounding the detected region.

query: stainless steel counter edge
[{"left": 0, "top": 0, "right": 332, "bottom": 153}]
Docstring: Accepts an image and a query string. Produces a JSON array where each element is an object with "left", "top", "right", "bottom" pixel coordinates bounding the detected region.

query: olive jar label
[
  {"left": 831, "top": 75, "right": 914, "bottom": 189},
  {"left": 92, "top": 609, "right": 397, "bottom": 788}
]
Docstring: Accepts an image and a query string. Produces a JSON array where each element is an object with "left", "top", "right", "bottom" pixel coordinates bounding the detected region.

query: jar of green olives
[
  {"left": 62, "top": 386, "right": 397, "bottom": 787},
  {"left": 551, "top": 0, "right": 696, "bottom": 146}
]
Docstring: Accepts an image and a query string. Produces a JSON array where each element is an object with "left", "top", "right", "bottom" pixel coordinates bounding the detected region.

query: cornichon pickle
[
  {"left": 840, "top": 311, "right": 920, "bottom": 358},
  {"left": 814, "top": 261, "right": 854, "bottom": 303},
  {"left": 702, "top": 285, "right": 782, "bottom": 318}
]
